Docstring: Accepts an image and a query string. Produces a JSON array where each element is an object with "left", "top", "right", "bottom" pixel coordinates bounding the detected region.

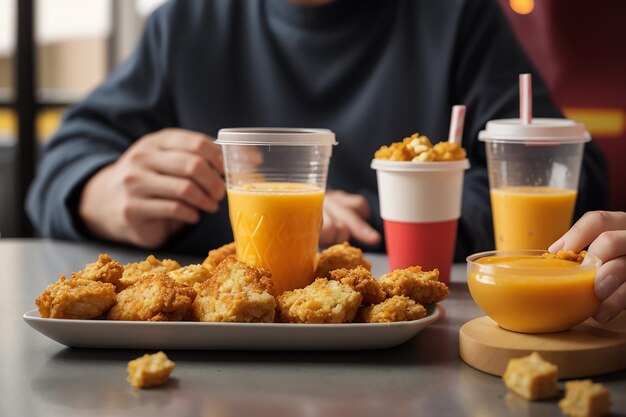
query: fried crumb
[
  {"left": 358, "top": 295, "right": 427, "bottom": 323},
  {"left": 379, "top": 266, "right": 448, "bottom": 304},
  {"left": 127, "top": 351, "right": 175, "bottom": 389},
  {"left": 315, "top": 242, "right": 372, "bottom": 279},
  {"left": 542, "top": 250, "right": 587, "bottom": 264},
  {"left": 277, "top": 278, "right": 362, "bottom": 324},
  {"left": 35, "top": 274, "right": 117, "bottom": 319}
]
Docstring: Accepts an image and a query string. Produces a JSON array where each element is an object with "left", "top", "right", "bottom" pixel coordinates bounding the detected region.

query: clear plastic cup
[
  {"left": 216, "top": 128, "right": 336, "bottom": 295},
  {"left": 479, "top": 119, "right": 590, "bottom": 251},
  {"left": 370, "top": 158, "right": 470, "bottom": 284}
]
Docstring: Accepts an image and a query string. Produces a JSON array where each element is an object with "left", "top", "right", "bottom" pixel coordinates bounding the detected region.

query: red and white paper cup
[{"left": 371, "top": 158, "right": 470, "bottom": 284}]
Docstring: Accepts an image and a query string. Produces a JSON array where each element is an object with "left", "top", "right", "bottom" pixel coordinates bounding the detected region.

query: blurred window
[
  {"left": 35, "top": 0, "right": 111, "bottom": 142},
  {"left": 0, "top": 0, "right": 15, "bottom": 140}
]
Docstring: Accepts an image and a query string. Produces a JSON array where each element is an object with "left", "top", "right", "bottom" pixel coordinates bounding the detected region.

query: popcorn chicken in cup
[{"left": 371, "top": 132, "right": 469, "bottom": 284}]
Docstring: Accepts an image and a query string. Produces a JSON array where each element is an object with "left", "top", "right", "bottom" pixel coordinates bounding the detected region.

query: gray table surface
[{"left": 1, "top": 238, "right": 624, "bottom": 417}]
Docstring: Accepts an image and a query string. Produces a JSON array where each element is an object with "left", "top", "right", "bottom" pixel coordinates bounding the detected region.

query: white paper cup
[{"left": 371, "top": 159, "right": 470, "bottom": 283}]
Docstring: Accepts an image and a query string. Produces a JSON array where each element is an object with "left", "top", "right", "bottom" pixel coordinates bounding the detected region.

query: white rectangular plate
[{"left": 23, "top": 305, "right": 441, "bottom": 351}]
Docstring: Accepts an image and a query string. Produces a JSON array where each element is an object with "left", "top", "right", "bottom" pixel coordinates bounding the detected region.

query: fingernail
[
  {"left": 594, "top": 307, "right": 612, "bottom": 324},
  {"left": 548, "top": 239, "right": 564, "bottom": 253},
  {"left": 595, "top": 274, "right": 618, "bottom": 300}
]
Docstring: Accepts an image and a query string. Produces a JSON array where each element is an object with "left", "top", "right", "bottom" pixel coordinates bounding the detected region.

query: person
[
  {"left": 26, "top": 0, "right": 607, "bottom": 257},
  {"left": 549, "top": 211, "right": 626, "bottom": 323}
]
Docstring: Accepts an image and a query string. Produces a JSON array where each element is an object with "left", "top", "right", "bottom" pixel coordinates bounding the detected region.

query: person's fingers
[
  {"left": 123, "top": 218, "right": 177, "bottom": 249},
  {"left": 326, "top": 200, "right": 381, "bottom": 245},
  {"left": 324, "top": 205, "right": 352, "bottom": 244},
  {"left": 126, "top": 171, "right": 218, "bottom": 212},
  {"left": 238, "top": 146, "right": 264, "bottom": 167},
  {"left": 330, "top": 191, "right": 371, "bottom": 220},
  {"left": 549, "top": 211, "right": 626, "bottom": 253},
  {"left": 319, "top": 209, "right": 338, "bottom": 246},
  {"left": 586, "top": 230, "right": 626, "bottom": 264},
  {"left": 324, "top": 191, "right": 380, "bottom": 244},
  {"left": 151, "top": 129, "right": 224, "bottom": 175},
  {"left": 132, "top": 150, "right": 226, "bottom": 202},
  {"left": 334, "top": 221, "right": 351, "bottom": 244},
  {"left": 594, "top": 257, "right": 626, "bottom": 301},
  {"left": 165, "top": 219, "right": 187, "bottom": 236},
  {"left": 124, "top": 198, "right": 200, "bottom": 224},
  {"left": 593, "top": 278, "right": 626, "bottom": 323}
]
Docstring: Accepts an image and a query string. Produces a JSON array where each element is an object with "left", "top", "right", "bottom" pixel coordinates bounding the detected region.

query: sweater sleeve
[
  {"left": 26, "top": 5, "right": 177, "bottom": 239},
  {"left": 451, "top": 0, "right": 607, "bottom": 259}
]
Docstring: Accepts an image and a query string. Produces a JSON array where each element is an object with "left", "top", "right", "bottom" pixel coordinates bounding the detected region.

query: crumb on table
[
  {"left": 559, "top": 380, "right": 611, "bottom": 417},
  {"left": 127, "top": 351, "right": 175, "bottom": 389},
  {"left": 503, "top": 352, "right": 558, "bottom": 401}
]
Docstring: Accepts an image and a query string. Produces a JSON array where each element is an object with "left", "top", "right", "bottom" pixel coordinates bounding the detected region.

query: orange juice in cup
[
  {"left": 228, "top": 182, "right": 324, "bottom": 294},
  {"left": 479, "top": 118, "right": 590, "bottom": 250},
  {"left": 217, "top": 128, "right": 336, "bottom": 295},
  {"left": 490, "top": 186, "right": 577, "bottom": 250}
]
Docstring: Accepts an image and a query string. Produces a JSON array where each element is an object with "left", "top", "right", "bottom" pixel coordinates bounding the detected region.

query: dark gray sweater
[{"left": 26, "top": 0, "right": 607, "bottom": 258}]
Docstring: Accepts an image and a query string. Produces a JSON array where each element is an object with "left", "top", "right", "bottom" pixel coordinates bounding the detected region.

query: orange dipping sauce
[
  {"left": 467, "top": 251, "right": 600, "bottom": 333},
  {"left": 228, "top": 182, "right": 324, "bottom": 295}
]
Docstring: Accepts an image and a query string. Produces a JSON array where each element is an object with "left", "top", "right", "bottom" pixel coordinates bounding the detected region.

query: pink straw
[
  {"left": 519, "top": 73, "right": 532, "bottom": 124},
  {"left": 448, "top": 105, "right": 466, "bottom": 145}
]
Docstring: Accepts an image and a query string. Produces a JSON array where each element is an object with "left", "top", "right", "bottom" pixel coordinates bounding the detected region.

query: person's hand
[
  {"left": 79, "top": 128, "right": 225, "bottom": 249},
  {"left": 319, "top": 190, "right": 381, "bottom": 247},
  {"left": 549, "top": 211, "right": 626, "bottom": 323}
]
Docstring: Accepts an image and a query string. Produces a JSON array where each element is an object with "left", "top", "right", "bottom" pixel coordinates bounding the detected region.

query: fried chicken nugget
[
  {"left": 193, "top": 256, "right": 275, "bottom": 323},
  {"left": 202, "top": 242, "right": 236, "bottom": 275},
  {"left": 315, "top": 242, "right": 372, "bottom": 279},
  {"left": 168, "top": 264, "right": 211, "bottom": 287},
  {"left": 36, "top": 275, "right": 117, "bottom": 319},
  {"left": 379, "top": 266, "right": 448, "bottom": 304},
  {"left": 277, "top": 278, "right": 362, "bottom": 324},
  {"left": 329, "top": 266, "right": 385, "bottom": 306},
  {"left": 119, "top": 255, "right": 181, "bottom": 290},
  {"left": 108, "top": 273, "right": 196, "bottom": 321},
  {"left": 71, "top": 253, "right": 124, "bottom": 291},
  {"left": 357, "top": 295, "right": 427, "bottom": 323}
]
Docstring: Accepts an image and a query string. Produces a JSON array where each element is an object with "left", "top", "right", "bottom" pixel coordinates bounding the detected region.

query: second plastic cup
[
  {"left": 216, "top": 128, "right": 336, "bottom": 295},
  {"left": 371, "top": 158, "right": 470, "bottom": 284},
  {"left": 479, "top": 119, "right": 590, "bottom": 251}
]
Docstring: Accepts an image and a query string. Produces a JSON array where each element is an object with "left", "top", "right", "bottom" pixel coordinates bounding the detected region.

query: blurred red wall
[{"left": 498, "top": 0, "right": 626, "bottom": 210}]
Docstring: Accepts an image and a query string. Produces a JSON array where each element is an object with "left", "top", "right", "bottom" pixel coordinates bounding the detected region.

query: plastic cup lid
[
  {"left": 478, "top": 118, "right": 590, "bottom": 144},
  {"left": 216, "top": 128, "right": 337, "bottom": 146},
  {"left": 370, "top": 158, "right": 470, "bottom": 172}
]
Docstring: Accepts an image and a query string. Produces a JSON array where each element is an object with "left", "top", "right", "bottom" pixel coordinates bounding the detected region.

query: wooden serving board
[{"left": 459, "top": 312, "right": 626, "bottom": 379}]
